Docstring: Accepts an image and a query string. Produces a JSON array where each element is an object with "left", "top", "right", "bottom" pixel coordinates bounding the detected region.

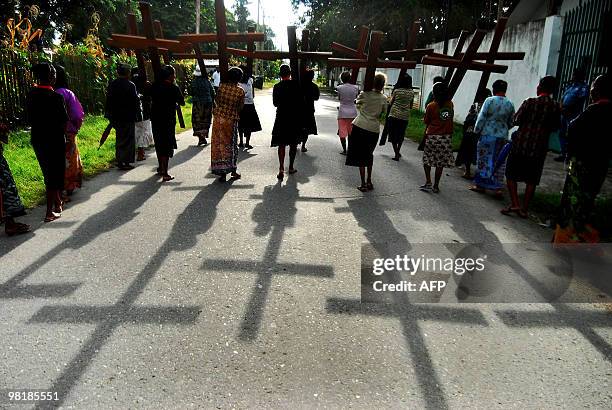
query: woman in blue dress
[{"left": 470, "top": 80, "right": 515, "bottom": 196}]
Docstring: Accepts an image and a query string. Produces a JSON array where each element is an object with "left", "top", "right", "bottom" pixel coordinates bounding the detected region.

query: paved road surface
[{"left": 1, "top": 90, "right": 610, "bottom": 409}]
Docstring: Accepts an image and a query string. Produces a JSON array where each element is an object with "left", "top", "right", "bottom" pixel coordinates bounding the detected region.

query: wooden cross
[
  {"left": 383, "top": 20, "right": 442, "bottom": 78},
  {"left": 442, "top": 30, "right": 470, "bottom": 84},
  {"left": 328, "top": 31, "right": 417, "bottom": 91},
  {"left": 225, "top": 26, "right": 332, "bottom": 85},
  {"left": 331, "top": 26, "right": 369, "bottom": 84},
  {"left": 473, "top": 17, "right": 525, "bottom": 101},
  {"left": 200, "top": 183, "right": 335, "bottom": 341}
]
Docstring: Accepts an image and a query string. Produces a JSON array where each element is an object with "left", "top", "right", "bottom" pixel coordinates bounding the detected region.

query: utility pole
[{"left": 195, "top": 0, "right": 201, "bottom": 33}]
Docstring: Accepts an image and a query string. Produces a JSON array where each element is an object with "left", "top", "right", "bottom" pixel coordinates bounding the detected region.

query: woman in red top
[{"left": 420, "top": 82, "right": 455, "bottom": 193}]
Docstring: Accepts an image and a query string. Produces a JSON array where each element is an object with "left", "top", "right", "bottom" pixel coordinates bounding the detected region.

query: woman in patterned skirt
[
  {"left": 420, "top": 82, "right": 455, "bottom": 193},
  {"left": 210, "top": 67, "right": 244, "bottom": 182},
  {"left": 54, "top": 65, "right": 84, "bottom": 199}
]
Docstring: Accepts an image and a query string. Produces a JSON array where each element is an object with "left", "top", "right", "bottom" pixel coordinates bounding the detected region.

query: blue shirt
[
  {"left": 561, "top": 81, "right": 589, "bottom": 120},
  {"left": 474, "top": 96, "right": 515, "bottom": 139}
]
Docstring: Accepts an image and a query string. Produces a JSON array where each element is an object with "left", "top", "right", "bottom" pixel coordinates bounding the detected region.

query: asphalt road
[{"left": 1, "top": 89, "right": 610, "bottom": 409}]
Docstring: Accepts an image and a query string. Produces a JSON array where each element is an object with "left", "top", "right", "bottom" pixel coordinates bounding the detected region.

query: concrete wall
[{"left": 420, "top": 17, "right": 560, "bottom": 123}]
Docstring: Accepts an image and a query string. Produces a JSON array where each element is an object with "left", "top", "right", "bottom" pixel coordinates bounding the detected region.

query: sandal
[
  {"left": 230, "top": 173, "right": 241, "bottom": 181},
  {"left": 288, "top": 169, "right": 298, "bottom": 175},
  {"left": 366, "top": 182, "right": 374, "bottom": 191},
  {"left": 469, "top": 185, "right": 485, "bottom": 193},
  {"left": 357, "top": 185, "right": 369, "bottom": 192},
  {"left": 44, "top": 213, "right": 61, "bottom": 223},
  {"left": 432, "top": 186, "right": 440, "bottom": 193},
  {"left": 500, "top": 206, "right": 522, "bottom": 216},
  {"left": 162, "top": 175, "right": 175, "bottom": 182},
  {"left": 5, "top": 222, "right": 31, "bottom": 236},
  {"left": 277, "top": 172, "right": 284, "bottom": 180}
]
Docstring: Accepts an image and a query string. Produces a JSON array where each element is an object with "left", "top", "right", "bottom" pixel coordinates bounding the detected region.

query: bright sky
[{"left": 223, "top": 0, "right": 309, "bottom": 51}]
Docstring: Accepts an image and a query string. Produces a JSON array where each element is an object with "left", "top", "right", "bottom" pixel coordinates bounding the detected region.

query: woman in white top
[
  {"left": 237, "top": 67, "right": 262, "bottom": 149},
  {"left": 336, "top": 71, "right": 360, "bottom": 155},
  {"left": 345, "top": 72, "right": 387, "bottom": 192}
]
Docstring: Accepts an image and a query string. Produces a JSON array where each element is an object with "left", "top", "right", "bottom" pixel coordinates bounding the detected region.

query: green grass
[
  {"left": 4, "top": 102, "right": 192, "bottom": 208},
  {"left": 404, "top": 109, "right": 463, "bottom": 151},
  {"left": 529, "top": 192, "right": 612, "bottom": 240}
]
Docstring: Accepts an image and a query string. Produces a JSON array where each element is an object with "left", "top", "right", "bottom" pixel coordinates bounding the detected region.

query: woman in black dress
[
  {"left": 300, "top": 69, "right": 320, "bottom": 152},
  {"left": 150, "top": 65, "right": 185, "bottom": 182},
  {"left": 27, "top": 63, "right": 68, "bottom": 222},
  {"left": 271, "top": 64, "right": 304, "bottom": 180}
]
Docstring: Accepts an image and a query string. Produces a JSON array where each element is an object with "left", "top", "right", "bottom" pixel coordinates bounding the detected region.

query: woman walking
[
  {"left": 503, "top": 76, "right": 561, "bottom": 217},
  {"left": 346, "top": 72, "right": 388, "bottom": 192},
  {"left": 27, "top": 63, "right": 68, "bottom": 222},
  {"left": 210, "top": 66, "right": 244, "bottom": 182},
  {"left": 271, "top": 64, "right": 303, "bottom": 180},
  {"left": 54, "top": 65, "right": 84, "bottom": 199},
  {"left": 387, "top": 73, "right": 414, "bottom": 161},
  {"left": 237, "top": 66, "right": 262, "bottom": 150},
  {"left": 470, "top": 80, "right": 515, "bottom": 196},
  {"left": 455, "top": 88, "right": 491, "bottom": 179},
  {"left": 420, "top": 81, "right": 455, "bottom": 193},
  {"left": 191, "top": 65, "right": 215, "bottom": 146},
  {"left": 133, "top": 69, "right": 154, "bottom": 160},
  {"left": 300, "top": 69, "right": 320, "bottom": 152},
  {"left": 150, "top": 65, "right": 185, "bottom": 182},
  {"left": 336, "top": 71, "right": 359, "bottom": 155}
]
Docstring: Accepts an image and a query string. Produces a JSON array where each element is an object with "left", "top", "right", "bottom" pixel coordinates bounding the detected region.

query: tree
[{"left": 232, "top": 0, "right": 251, "bottom": 32}]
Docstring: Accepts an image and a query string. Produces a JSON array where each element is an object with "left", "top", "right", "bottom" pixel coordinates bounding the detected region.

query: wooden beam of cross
[
  {"left": 200, "top": 186, "right": 335, "bottom": 341},
  {"left": 224, "top": 26, "right": 332, "bottom": 85},
  {"left": 331, "top": 26, "right": 369, "bottom": 84},
  {"left": 127, "top": 13, "right": 147, "bottom": 80},
  {"left": 153, "top": 19, "right": 185, "bottom": 128},
  {"left": 473, "top": 17, "right": 525, "bottom": 102},
  {"left": 440, "top": 30, "right": 470, "bottom": 83},
  {"left": 328, "top": 31, "right": 417, "bottom": 91}
]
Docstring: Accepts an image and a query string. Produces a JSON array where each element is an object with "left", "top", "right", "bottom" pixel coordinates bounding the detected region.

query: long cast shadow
[
  {"left": 0, "top": 146, "right": 201, "bottom": 301},
  {"left": 29, "top": 178, "right": 241, "bottom": 409}
]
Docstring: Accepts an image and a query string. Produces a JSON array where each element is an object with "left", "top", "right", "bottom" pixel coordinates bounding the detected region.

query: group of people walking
[{"left": 0, "top": 59, "right": 610, "bottom": 244}]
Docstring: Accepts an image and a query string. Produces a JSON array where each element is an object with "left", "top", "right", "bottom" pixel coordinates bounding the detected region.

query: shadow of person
[
  {"left": 27, "top": 178, "right": 243, "bottom": 409},
  {"left": 0, "top": 145, "right": 201, "bottom": 300}
]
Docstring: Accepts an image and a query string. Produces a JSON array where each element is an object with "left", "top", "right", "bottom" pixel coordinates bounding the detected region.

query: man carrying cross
[{"left": 104, "top": 63, "right": 141, "bottom": 171}]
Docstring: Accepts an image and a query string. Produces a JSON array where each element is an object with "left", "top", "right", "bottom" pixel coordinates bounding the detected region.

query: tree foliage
[{"left": 291, "top": 0, "right": 519, "bottom": 51}]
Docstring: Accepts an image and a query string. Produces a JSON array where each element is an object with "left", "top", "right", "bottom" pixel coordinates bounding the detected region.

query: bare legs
[
  {"left": 340, "top": 138, "right": 347, "bottom": 154},
  {"left": 239, "top": 130, "right": 252, "bottom": 149},
  {"left": 277, "top": 144, "right": 297, "bottom": 179},
  {"left": 137, "top": 147, "right": 146, "bottom": 161},
  {"left": 44, "top": 188, "right": 61, "bottom": 222},
  {"left": 357, "top": 165, "right": 373, "bottom": 191},
  {"left": 158, "top": 156, "right": 173, "bottom": 181},
  {"left": 422, "top": 165, "right": 443, "bottom": 192},
  {"left": 502, "top": 178, "right": 531, "bottom": 218}
]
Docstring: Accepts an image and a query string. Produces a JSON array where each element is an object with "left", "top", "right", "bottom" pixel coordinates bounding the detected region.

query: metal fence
[
  {"left": 556, "top": 0, "right": 611, "bottom": 92},
  {"left": 0, "top": 49, "right": 34, "bottom": 126}
]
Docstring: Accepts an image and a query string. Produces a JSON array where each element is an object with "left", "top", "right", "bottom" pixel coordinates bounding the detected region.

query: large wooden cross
[
  {"left": 331, "top": 26, "right": 370, "bottom": 84},
  {"left": 421, "top": 19, "right": 525, "bottom": 100},
  {"left": 226, "top": 26, "right": 332, "bottom": 84},
  {"left": 328, "top": 30, "right": 417, "bottom": 91},
  {"left": 177, "top": 0, "right": 265, "bottom": 80}
]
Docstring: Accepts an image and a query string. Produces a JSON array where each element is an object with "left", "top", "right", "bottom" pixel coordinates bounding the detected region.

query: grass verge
[{"left": 4, "top": 102, "right": 192, "bottom": 208}]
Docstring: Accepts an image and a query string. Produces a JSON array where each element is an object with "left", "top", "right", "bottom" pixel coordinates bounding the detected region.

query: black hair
[
  {"left": 228, "top": 66, "right": 243, "bottom": 83},
  {"left": 160, "top": 65, "right": 175, "bottom": 81},
  {"left": 538, "top": 76, "right": 557, "bottom": 94},
  {"left": 279, "top": 64, "right": 291, "bottom": 78},
  {"left": 396, "top": 73, "right": 412, "bottom": 89},
  {"left": 340, "top": 71, "right": 351, "bottom": 83},
  {"left": 239, "top": 65, "right": 249, "bottom": 83},
  {"left": 573, "top": 67, "right": 586, "bottom": 81},
  {"left": 54, "top": 64, "right": 68, "bottom": 89},
  {"left": 116, "top": 63, "right": 131, "bottom": 77},
  {"left": 432, "top": 81, "right": 449, "bottom": 104},
  {"left": 433, "top": 76, "right": 444, "bottom": 84},
  {"left": 305, "top": 69, "right": 315, "bottom": 81},
  {"left": 492, "top": 79, "right": 507, "bottom": 94},
  {"left": 32, "top": 62, "right": 55, "bottom": 85}
]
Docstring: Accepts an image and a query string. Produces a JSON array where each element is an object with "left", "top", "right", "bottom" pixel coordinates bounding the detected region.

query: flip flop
[
  {"left": 288, "top": 169, "right": 298, "bottom": 175},
  {"left": 5, "top": 223, "right": 31, "bottom": 236},
  {"left": 500, "top": 206, "right": 521, "bottom": 216},
  {"left": 230, "top": 173, "right": 241, "bottom": 181},
  {"left": 44, "top": 213, "right": 61, "bottom": 223},
  {"left": 357, "top": 185, "right": 369, "bottom": 192},
  {"left": 277, "top": 172, "right": 284, "bottom": 180},
  {"left": 162, "top": 175, "right": 175, "bottom": 182}
]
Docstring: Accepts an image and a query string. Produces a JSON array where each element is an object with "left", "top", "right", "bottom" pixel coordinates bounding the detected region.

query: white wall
[{"left": 420, "top": 18, "right": 551, "bottom": 123}]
